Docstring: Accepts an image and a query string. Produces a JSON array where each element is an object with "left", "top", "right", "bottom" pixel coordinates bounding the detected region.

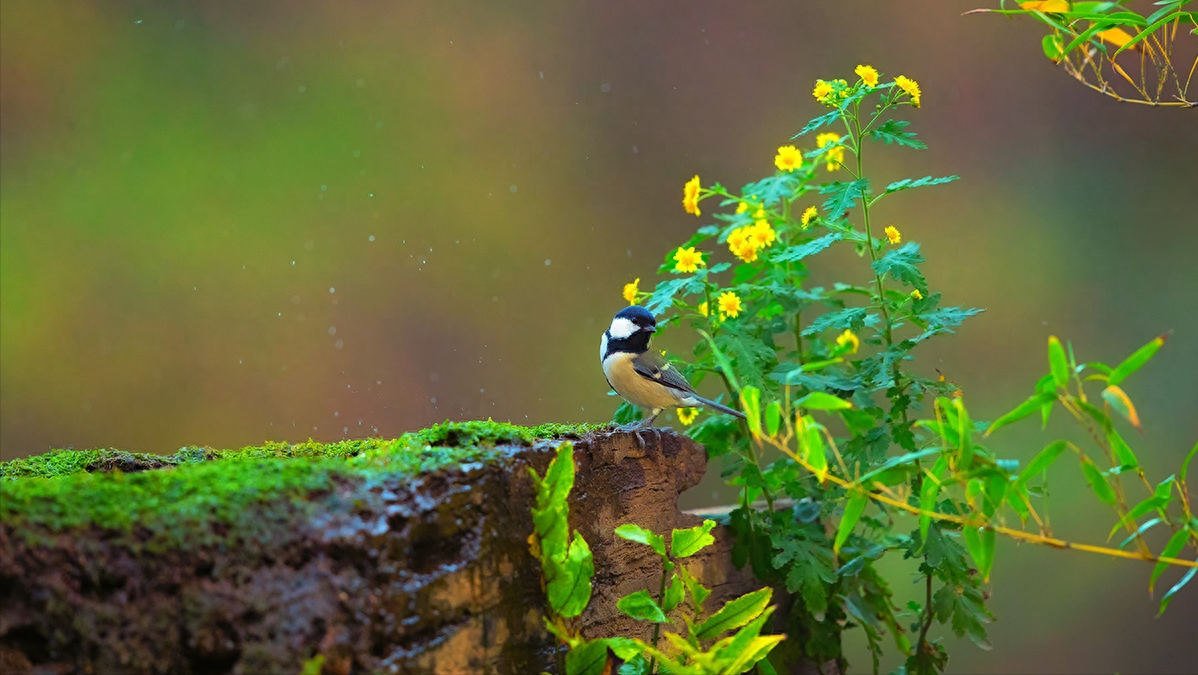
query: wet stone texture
[{"left": 0, "top": 429, "right": 766, "bottom": 675}]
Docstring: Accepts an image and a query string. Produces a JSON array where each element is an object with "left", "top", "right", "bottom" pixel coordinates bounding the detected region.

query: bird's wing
[{"left": 632, "top": 350, "right": 697, "bottom": 395}]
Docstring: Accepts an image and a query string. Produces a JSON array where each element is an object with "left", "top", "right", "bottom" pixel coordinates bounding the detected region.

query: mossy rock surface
[{"left": 2, "top": 422, "right": 758, "bottom": 675}]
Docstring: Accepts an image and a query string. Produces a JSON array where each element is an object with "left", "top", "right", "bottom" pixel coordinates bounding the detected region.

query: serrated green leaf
[
  {"left": 819, "top": 179, "right": 869, "bottom": 221},
  {"left": 835, "top": 492, "right": 868, "bottom": 557},
  {"left": 1081, "top": 459, "right": 1117, "bottom": 506},
  {"left": 871, "top": 242, "right": 927, "bottom": 293},
  {"left": 1159, "top": 566, "right": 1197, "bottom": 616},
  {"left": 672, "top": 519, "right": 717, "bottom": 558},
  {"left": 645, "top": 278, "right": 693, "bottom": 316},
  {"left": 883, "top": 175, "right": 960, "bottom": 194},
  {"left": 792, "top": 109, "right": 842, "bottom": 138},
  {"left": 771, "top": 232, "right": 843, "bottom": 263},
  {"left": 695, "top": 587, "right": 773, "bottom": 640},
  {"left": 617, "top": 589, "right": 668, "bottom": 623},
  {"left": 986, "top": 391, "right": 1058, "bottom": 436},
  {"left": 1048, "top": 336, "right": 1069, "bottom": 389},
  {"left": 699, "top": 329, "right": 741, "bottom": 392},
  {"left": 615, "top": 523, "right": 667, "bottom": 558},
  {"left": 867, "top": 119, "right": 927, "bottom": 149},
  {"left": 1108, "top": 334, "right": 1166, "bottom": 385},
  {"left": 1150, "top": 528, "right": 1193, "bottom": 594}
]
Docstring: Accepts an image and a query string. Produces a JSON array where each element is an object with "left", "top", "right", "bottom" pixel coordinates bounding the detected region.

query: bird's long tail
[{"left": 693, "top": 395, "right": 747, "bottom": 420}]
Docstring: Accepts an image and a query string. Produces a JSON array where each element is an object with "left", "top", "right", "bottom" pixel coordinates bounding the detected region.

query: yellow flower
[
  {"left": 774, "top": 145, "right": 802, "bottom": 172},
  {"left": 718, "top": 291, "right": 742, "bottom": 318},
  {"left": 836, "top": 329, "right": 860, "bottom": 354},
  {"left": 894, "top": 75, "right": 921, "bottom": 108},
  {"left": 677, "top": 407, "right": 700, "bottom": 425},
  {"left": 622, "top": 278, "right": 640, "bottom": 304},
  {"left": 800, "top": 206, "right": 818, "bottom": 228},
  {"left": 732, "top": 239, "right": 759, "bottom": 263},
  {"left": 813, "top": 79, "right": 834, "bottom": 102},
  {"left": 750, "top": 220, "right": 776, "bottom": 248},
  {"left": 728, "top": 227, "right": 760, "bottom": 262},
  {"left": 673, "top": 246, "right": 705, "bottom": 273},
  {"left": 911, "top": 289, "right": 923, "bottom": 300},
  {"left": 855, "top": 64, "right": 879, "bottom": 88},
  {"left": 885, "top": 225, "right": 901, "bottom": 245},
  {"left": 736, "top": 202, "right": 749, "bottom": 214},
  {"left": 816, "top": 133, "right": 845, "bottom": 172},
  {"left": 698, "top": 301, "right": 708, "bottom": 317},
  {"left": 682, "top": 175, "right": 702, "bottom": 215},
  {"left": 753, "top": 207, "right": 767, "bottom": 220}
]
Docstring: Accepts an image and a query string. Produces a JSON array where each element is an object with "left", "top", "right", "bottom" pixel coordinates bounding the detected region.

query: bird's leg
[{"left": 632, "top": 409, "right": 663, "bottom": 445}]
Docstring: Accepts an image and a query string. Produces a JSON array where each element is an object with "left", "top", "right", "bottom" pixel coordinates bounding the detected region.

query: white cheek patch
[
  {"left": 599, "top": 333, "right": 609, "bottom": 361},
  {"left": 608, "top": 317, "right": 638, "bottom": 339}
]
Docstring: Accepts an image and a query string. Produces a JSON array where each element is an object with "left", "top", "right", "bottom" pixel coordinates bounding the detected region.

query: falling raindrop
[
  {"left": 368, "top": 235, "right": 375, "bottom": 242},
  {"left": 544, "top": 259, "right": 551, "bottom": 266},
  {"left": 329, "top": 287, "right": 335, "bottom": 294}
]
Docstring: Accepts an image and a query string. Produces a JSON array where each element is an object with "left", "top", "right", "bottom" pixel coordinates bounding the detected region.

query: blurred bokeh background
[{"left": 2, "top": 0, "right": 1195, "bottom": 672}]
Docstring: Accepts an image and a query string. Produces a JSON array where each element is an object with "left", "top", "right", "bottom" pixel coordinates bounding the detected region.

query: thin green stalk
[{"left": 648, "top": 560, "right": 670, "bottom": 674}]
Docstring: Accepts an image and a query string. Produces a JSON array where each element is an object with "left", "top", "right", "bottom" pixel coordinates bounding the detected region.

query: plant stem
[
  {"left": 916, "top": 571, "right": 935, "bottom": 655},
  {"left": 647, "top": 559, "right": 670, "bottom": 674}
]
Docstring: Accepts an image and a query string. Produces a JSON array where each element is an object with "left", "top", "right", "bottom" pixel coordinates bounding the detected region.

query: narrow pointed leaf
[
  {"left": 1159, "top": 567, "right": 1197, "bottom": 616},
  {"left": 740, "top": 386, "right": 762, "bottom": 438},
  {"left": 795, "top": 391, "right": 853, "bottom": 410},
  {"left": 1150, "top": 529, "right": 1193, "bottom": 595},
  {"left": 695, "top": 587, "right": 773, "bottom": 640},
  {"left": 1015, "top": 440, "right": 1069, "bottom": 488},
  {"left": 1048, "top": 336, "right": 1069, "bottom": 388},
  {"left": 764, "top": 401, "right": 782, "bottom": 437},
  {"left": 986, "top": 391, "right": 1057, "bottom": 435},
  {"left": 835, "top": 492, "right": 868, "bottom": 557},
  {"left": 1080, "top": 460, "right": 1117, "bottom": 506},
  {"left": 1109, "top": 334, "right": 1166, "bottom": 385},
  {"left": 1102, "top": 385, "right": 1141, "bottom": 429}
]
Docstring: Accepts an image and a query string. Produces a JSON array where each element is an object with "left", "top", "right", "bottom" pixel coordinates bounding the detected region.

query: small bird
[{"left": 600, "top": 305, "right": 746, "bottom": 427}]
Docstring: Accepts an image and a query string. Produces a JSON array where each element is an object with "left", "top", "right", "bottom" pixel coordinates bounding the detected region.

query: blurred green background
[{"left": 2, "top": 1, "right": 1195, "bottom": 672}]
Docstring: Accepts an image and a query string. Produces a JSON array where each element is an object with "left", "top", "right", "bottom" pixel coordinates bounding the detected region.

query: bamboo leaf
[
  {"left": 835, "top": 492, "right": 868, "bottom": 557},
  {"left": 1102, "top": 385, "right": 1141, "bottom": 429},
  {"left": 795, "top": 391, "right": 853, "bottom": 410},
  {"left": 1150, "top": 529, "right": 1193, "bottom": 595},
  {"left": 1160, "top": 567, "right": 1197, "bottom": 616},
  {"left": 1015, "top": 440, "right": 1069, "bottom": 488},
  {"left": 986, "top": 391, "right": 1057, "bottom": 435},
  {"left": 1048, "top": 336, "right": 1069, "bottom": 389},
  {"left": 1080, "top": 459, "right": 1117, "bottom": 506}
]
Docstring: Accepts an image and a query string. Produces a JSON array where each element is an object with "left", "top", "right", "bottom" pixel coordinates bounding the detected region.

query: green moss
[{"left": 0, "top": 420, "right": 602, "bottom": 551}]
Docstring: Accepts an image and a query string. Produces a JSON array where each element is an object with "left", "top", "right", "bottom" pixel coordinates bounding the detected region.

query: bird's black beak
[{"left": 642, "top": 325, "right": 656, "bottom": 333}]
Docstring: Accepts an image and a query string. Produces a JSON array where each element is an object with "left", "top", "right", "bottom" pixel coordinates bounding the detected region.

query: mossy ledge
[
  {"left": 0, "top": 422, "right": 769, "bottom": 674},
  {"left": 0, "top": 420, "right": 601, "bottom": 552}
]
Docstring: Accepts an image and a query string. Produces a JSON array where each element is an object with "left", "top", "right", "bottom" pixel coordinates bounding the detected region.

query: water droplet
[
  {"left": 291, "top": 260, "right": 296, "bottom": 265},
  {"left": 353, "top": 149, "right": 361, "bottom": 158},
  {"left": 376, "top": 120, "right": 384, "bottom": 129},
  {"left": 335, "top": 339, "right": 344, "bottom": 349},
  {"left": 298, "top": 85, "right": 307, "bottom": 93},
  {"left": 334, "top": 411, "right": 340, "bottom": 417},
  {"left": 544, "top": 259, "right": 551, "bottom": 266},
  {"left": 539, "top": 71, "right": 544, "bottom": 79},
  {"left": 368, "top": 235, "right": 375, "bottom": 242},
  {"left": 600, "top": 83, "right": 611, "bottom": 93},
  {"left": 431, "top": 397, "right": 437, "bottom": 404},
  {"left": 509, "top": 184, "right": 518, "bottom": 193},
  {"left": 320, "top": 184, "right": 327, "bottom": 191},
  {"left": 329, "top": 287, "right": 335, "bottom": 294},
  {"left": 328, "top": 326, "right": 337, "bottom": 336}
]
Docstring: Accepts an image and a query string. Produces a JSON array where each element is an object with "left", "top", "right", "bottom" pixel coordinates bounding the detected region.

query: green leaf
[
  {"left": 1080, "top": 459, "right": 1117, "bottom": 506},
  {"left": 1101, "top": 384, "right": 1141, "bottom": 429},
  {"left": 962, "top": 526, "right": 996, "bottom": 582},
  {"left": 699, "top": 330, "right": 742, "bottom": 392},
  {"left": 920, "top": 457, "right": 947, "bottom": 545},
  {"left": 617, "top": 589, "right": 668, "bottom": 623},
  {"left": 1108, "top": 334, "right": 1166, "bottom": 385},
  {"left": 677, "top": 564, "right": 712, "bottom": 611},
  {"left": 695, "top": 587, "right": 773, "bottom": 640},
  {"left": 883, "top": 175, "right": 960, "bottom": 195},
  {"left": 1119, "top": 518, "right": 1162, "bottom": 551},
  {"left": 859, "top": 447, "right": 942, "bottom": 485},
  {"left": 771, "top": 232, "right": 843, "bottom": 263},
  {"left": 871, "top": 243, "right": 927, "bottom": 293},
  {"left": 547, "top": 532, "right": 594, "bottom": 618},
  {"left": 792, "top": 109, "right": 842, "bottom": 138},
  {"left": 819, "top": 178, "right": 869, "bottom": 221},
  {"left": 1108, "top": 430, "right": 1139, "bottom": 469},
  {"left": 867, "top": 118, "right": 927, "bottom": 149},
  {"left": 765, "top": 402, "right": 781, "bottom": 437},
  {"left": 715, "top": 607, "right": 781, "bottom": 675},
  {"left": 645, "top": 277, "right": 693, "bottom": 316},
  {"left": 1048, "top": 336, "right": 1069, "bottom": 389},
  {"left": 1182, "top": 442, "right": 1197, "bottom": 485},
  {"left": 672, "top": 519, "right": 717, "bottom": 558},
  {"left": 835, "top": 492, "right": 868, "bottom": 557},
  {"left": 300, "top": 655, "right": 326, "bottom": 675},
  {"left": 801, "top": 306, "right": 871, "bottom": 336},
  {"left": 1107, "top": 495, "right": 1166, "bottom": 542},
  {"left": 1042, "top": 33, "right": 1065, "bottom": 60},
  {"left": 798, "top": 416, "right": 828, "bottom": 482},
  {"left": 740, "top": 386, "right": 762, "bottom": 437},
  {"left": 1159, "top": 567, "right": 1197, "bottom": 616},
  {"left": 986, "top": 391, "right": 1057, "bottom": 435},
  {"left": 722, "top": 636, "right": 786, "bottom": 675},
  {"left": 1150, "top": 528, "right": 1193, "bottom": 594},
  {"left": 566, "top": 639, "right": 611, "bottom": 675},
  {"left": 662, "top": 573, "right": 685, "bottom": 613},
  {"left": 954, "top": 398, "right": 975, "bottom": 471},
  {"left": 615, "top": 523, "right": 667, "bottom": 558},
  {"left": 795, "top": 391, "right": 853, "bottom": 410}
]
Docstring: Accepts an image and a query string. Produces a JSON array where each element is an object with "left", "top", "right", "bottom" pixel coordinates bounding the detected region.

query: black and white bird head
[{"left": 600, "top": 305, "right": 657, "bottom": 359}]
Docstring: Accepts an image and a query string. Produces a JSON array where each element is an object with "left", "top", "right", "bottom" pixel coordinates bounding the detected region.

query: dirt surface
[{"left": 0, "top": 428, "right": 776, "bottom": 675}]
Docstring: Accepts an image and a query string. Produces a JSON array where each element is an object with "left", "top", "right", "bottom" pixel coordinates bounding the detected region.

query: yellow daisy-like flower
[
  {"left": 676, "top": 407, "right": 700, "bottom": 425},
  {"left": 698, "top": 301, "right": 708, "bottom": 317},
  {"left": 894, "top": 75, "right": 921, "bottom": 108},
  {"left": 753, "top": 207, "right": 767, "bottom": 220},
  {"left": 751, "top": 220, "right": 776, "bottom": 248},
  {"left": 800, "top": 206, "right": 818, "bottom": 228},
  {"left": 855, "top": 64, "right": 879, "bottom": 88},
  {"left": 718, "top": 291, "right": 742, "bottom": 319},
  {"left": 774, "top": 145, "right": 802, "bottom": 172},
  {"left": 836, "top": 329, "right": 860, "bottom": 354},
  {"left": 813, "top": 79, "right": 834, "bottom": 103},
  {"left": 816, "top": 133, "right": 845, "bottom": 172},
  {"left": 885, "top": 225, "right": 901, "bottom": 245},
  {"left": 682, "top": 175, "right": 702, "bottom": 215},
  {"left": 727, "top": 227, "right": 760, "bottom": 263},
  {"left": 622, "top": 278, "right": 640, "bottom": 304},
  {"left": 736, "top": 201, "right": 750, "bottom": 214},
  {"left": 911, "top": 289, "right": 923, "bottom": 300},
  {"left": 673, "top": 246, "right": 705, "bottom": 273},
  {"left": 732, "top": 240, "right": 759, "bottom": 263}
]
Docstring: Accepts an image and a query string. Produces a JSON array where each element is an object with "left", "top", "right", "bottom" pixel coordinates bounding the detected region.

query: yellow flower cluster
[
  {"left": 911, "top": 289, "right": 923, "bottom": 300},
  {"left": 815, "top": 133, "right": 845, "bottom": 172},
  {"left": 774, "top": 145, "right": 802, "bottom": 172},
  {"left": 673, "top": 246, "right": 705, "bottom": 273},
  {"left": 884, "top": 225, "right": 901, "bottom": 245},
  {"left": 717, "top": 291, "right": 742, "bottom": 318},
  {"left": 894, "top": 75, "right": 921, "bottom": 108},
  {"left": 836, "top": 329, "right": 860, "bottom": 354},
  {"left": 812, "top": 78, "right": 848, "bottom": 105},
  {"left": 623, "top": 278, "right": 640, "bottom": 304},
  {"left": 727, "top": 220, "right": 776, "bottom": 263},
  {"left": 682, "top": 175, "right": 702, "bottom": 215},
  {"left": 676, "top": 407, "right": 700, "bottom": 425},
  {"left": 855, "top": 64, "right": 879, "bottom": 88}
]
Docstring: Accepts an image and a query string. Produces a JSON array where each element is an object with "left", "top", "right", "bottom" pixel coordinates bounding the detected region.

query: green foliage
[{"left": 618, "top": 64, "right": 1197, "bottom": 674}]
